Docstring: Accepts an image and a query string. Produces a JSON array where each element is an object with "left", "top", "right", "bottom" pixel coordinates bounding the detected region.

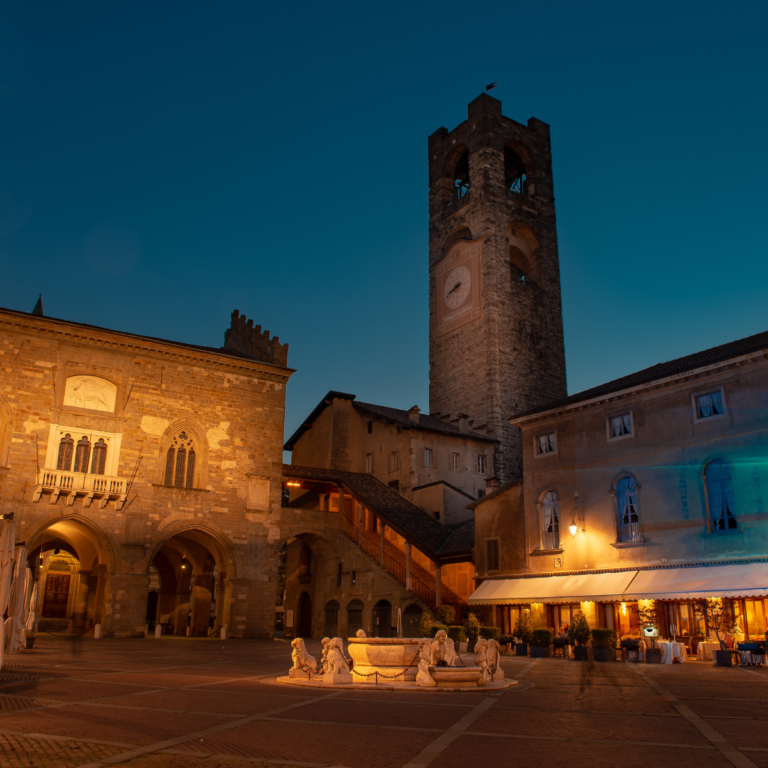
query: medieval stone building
[{"left": 0, "top": 306, "right": 292, "bottom": 637}]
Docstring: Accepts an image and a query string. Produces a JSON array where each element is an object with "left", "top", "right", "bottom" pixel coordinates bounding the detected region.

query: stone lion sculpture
[
  {"left": 290, "top": 637, "right": 317, "bottom": 677},
  {"left": 323, "top": 637, "right": 353, "bottom": 683}
]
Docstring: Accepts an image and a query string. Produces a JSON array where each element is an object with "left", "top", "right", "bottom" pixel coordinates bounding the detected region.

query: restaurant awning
[
  {"left": 468, "top": 570, "right": 639, "bottom": 605},
  {"left": 621, "top": 563, "right": 768, "bottom": 601}
]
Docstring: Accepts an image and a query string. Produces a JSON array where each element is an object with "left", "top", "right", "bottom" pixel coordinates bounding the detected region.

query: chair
[{"left": 552, "top": 638, "right": 570, "bottom": 658}]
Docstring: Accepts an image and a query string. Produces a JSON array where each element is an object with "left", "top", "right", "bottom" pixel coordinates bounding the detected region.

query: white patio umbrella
[
  {"left": 5, "top": 545, "right": 27, "bottom": 655},
  {"left": 0, "top": 519, "right": 17, "bottom": 670}
]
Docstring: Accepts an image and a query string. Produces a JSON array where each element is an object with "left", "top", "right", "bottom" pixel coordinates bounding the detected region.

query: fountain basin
[{"left": 348, "top": 637, "right": 420, "bottom": 682}]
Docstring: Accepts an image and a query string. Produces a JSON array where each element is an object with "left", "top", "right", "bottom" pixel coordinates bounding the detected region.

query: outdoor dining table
[
  {"left": 656, "top": 640, "right": 687, "bottom": 664},
  {"left": 697, "top": 641, "right": 723, "bottom": 661}
]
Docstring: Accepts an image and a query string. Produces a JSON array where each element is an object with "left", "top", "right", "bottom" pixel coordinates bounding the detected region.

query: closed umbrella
[
  {"left": 25, "top": 577, "right": 38, "bottom": 633},
  {"left": 0, "top": 519, "right": 16, "bottom": 670},
  {"left": 19, "top": 568, "right": 31, "bottom": 628},
  {"left": 5, "top": 545, "right": 27, "bottom": 655}
]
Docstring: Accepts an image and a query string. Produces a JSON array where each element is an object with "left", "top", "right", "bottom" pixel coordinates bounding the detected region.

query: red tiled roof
[{"left": 512, "top": 329, "right": 768, "bottom": 420}]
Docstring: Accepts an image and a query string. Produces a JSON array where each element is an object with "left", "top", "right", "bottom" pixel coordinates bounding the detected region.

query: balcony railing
[
  {"left": 33, "top": 468, "right": 127, "bottom": 507},
  {"left": 616, "top": 521, "right": 644, "bottom": 543},
  {"left": 507, "top": 189, "right": 537, "bottom": 209},
  {"left": 444, "top": 190, "right": 471, "bottom": 216},
  {"left": 539, "top": 530, "right": 561, "bottom": 550}
]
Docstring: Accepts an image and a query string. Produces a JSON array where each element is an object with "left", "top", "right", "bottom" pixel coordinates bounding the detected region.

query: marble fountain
[{"left": 277, "top": 630, "right": 514, "bottom": 692}]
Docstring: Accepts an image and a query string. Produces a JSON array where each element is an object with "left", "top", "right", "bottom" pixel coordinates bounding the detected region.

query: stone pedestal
[
  {"left": 289, "top": 668, "right": 311, "bottom": 679},
  {"left": 323, "top": 670, "right": 353, "bottom": 684}
]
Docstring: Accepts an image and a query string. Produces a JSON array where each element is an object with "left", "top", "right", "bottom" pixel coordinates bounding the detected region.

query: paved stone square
[{"left": 1, "top": 637, "right": 766, "bottom": 768}]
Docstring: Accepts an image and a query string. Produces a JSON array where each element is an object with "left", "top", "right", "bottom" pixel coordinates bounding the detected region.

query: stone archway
[
  {"left": 27, "top": 515, "right": 116, "bottom": 633},
  {"left": 147, "top": 527, "right": 230, "bottom": 637}
]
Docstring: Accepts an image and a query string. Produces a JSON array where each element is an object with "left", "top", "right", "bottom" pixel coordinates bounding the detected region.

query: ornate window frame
[
  {"left": 157, "top": 420, "right": 208, "bottom": 490},
  {"left": 608, "top": 471, "right": 645, "bottom": 546}
]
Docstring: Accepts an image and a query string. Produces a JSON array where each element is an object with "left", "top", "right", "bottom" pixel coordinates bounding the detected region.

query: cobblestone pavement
[{"left": 1, "top": 637, "right": 766, "bottom": 768}]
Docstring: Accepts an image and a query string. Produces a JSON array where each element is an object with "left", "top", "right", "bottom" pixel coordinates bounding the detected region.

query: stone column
[
  {"left": 404, "top": 542, "right": 412, "bottom": 590},
  {"left": 379, "top": 522, "right": 385, "bottom": 567},
  {"left": 74, "top": 569, "right": 91, "bottom": 629},
  {"left": 435, "top": 564, "right": 442, "bottom": 607}
]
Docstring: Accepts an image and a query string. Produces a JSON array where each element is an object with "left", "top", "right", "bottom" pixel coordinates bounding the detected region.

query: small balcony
[
  {"left": 539, "top": 530, "right": 561, "bottom": 551},
  {"left": 33, "top": 468, "right": 127, "bottom": 509},
  {"left": 506, "top": 189, "right": 537, "bottom": 209},
  {"left": 444, "top": 190, "right": 471, "bottom": 216},
  {"left": 616, "top": 521, "right": 644, "bottom": 544}
]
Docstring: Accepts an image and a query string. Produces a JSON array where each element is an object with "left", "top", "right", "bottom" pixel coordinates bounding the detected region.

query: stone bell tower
[{"left": 428, "top": 94, "right": 567, "bottom": 482}]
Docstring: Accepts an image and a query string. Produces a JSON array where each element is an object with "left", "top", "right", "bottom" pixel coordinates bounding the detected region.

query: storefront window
[{"left": 745, "top": 599, "right": 766, "bottom": 639}]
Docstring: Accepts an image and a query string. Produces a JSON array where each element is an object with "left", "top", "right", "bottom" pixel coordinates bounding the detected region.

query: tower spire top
[{"left": 31, "top": 294, "right": 44, "bottom": 317}]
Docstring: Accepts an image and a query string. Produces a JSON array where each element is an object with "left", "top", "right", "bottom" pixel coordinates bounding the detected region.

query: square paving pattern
[{"left": 1, "top": 636, "right": 766, "bottom": 768}]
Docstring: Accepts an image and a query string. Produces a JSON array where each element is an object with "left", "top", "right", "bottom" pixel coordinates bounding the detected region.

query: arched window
[
  {"left": 615, "top": 476, "right": 643, "bottom": 543},
  {"left": 73, "top": 436, "right": 91, "bottom": 473},
  {"left": 164, "top": 431, "right": 197, "bottom": 489},
  {"left": 705, "top": 459, "right": 737, "bottom": 532},
  {"left": 453, "top": 150, "right": 470, "bottom": 200},
  {"left": 57, "top": 434, "right": 74, "bottom": 471},
  {"left": 505, "top": 147, "right": 527, "bottom": 195},
  {"left": 540, "top": 491, "right": 560, "bottom": 549},
  {"left": 90, "top": 438, "right": 107, "bottom": 475}
]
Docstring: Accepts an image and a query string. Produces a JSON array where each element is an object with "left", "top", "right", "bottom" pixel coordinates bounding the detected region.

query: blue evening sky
[{"left": 1, "top": 1, "right": 766, "bottom": 448}]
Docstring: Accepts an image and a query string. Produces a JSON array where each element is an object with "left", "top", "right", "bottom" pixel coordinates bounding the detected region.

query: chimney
[
  {"left": 408, "top": 405, "right": 420, "bottom": 424},
  {"left": 458, "top": 413, "right": 470, "bottom": 433},
  {"left": 485, "top": 475, "right": 501, "bottom": 494}
]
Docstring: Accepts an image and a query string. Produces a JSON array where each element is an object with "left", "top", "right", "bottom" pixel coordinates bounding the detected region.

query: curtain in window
[
  {"left": 697, "top": 392, "right": 723, "bottom": 419},
  {"left": 542, "top": 491, "right": 559, "bottom": 533},
  {"left": 90, "top": 439, "right": 107, "bottom": 475},
  {"left": 617, "top": 476, "right": 639, "bottom": 523},
  {"left": 706, "top": 459, "right": 737, "bottom": 530},
  {"left": 611, "top": 415, "right": 631, "bottom": 437},
  {"left": 73, "top": 436, "right": 91, "bottom": 473},
  {"left": 57, "top": 434, "right": 74, "bottom": 471}
]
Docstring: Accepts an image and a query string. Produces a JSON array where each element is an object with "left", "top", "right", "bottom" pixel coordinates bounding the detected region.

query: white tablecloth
[
  {"left": 656, "top": 641, "right": 686, "bottom": 664},
  {"left": 697, "top": 641, "right": 722, "bottom": 661}
]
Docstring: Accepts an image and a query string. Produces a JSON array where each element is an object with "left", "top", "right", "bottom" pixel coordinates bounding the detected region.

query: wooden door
[{"left": 42, "top": 574, "right": 71, "bottom": 618}]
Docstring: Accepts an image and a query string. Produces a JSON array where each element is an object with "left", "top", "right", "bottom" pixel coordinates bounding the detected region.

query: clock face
[{"left": 444, "top": 266, "right": 471, "bottom": 308}]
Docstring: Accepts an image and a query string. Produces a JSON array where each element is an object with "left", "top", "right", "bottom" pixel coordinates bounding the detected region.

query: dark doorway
[
  {"left": 373, "top": 599, "right": 392, "bottom": 638},
  {"left": 298, "top": 591, "right": 312, "bottom": 638},
  {"left": 347, "top": 599, "right": 363, "bottom": 636},
  {"left": 42, "top": 574, "right": 70, "bottom": 618},
  {"left": 146, "top": 590, "right": 159, "bottom": 630},
  {"left": 403, "top": 603, "right": 422, "bottom": 638},
  {"left": 324, "top": 599, "right": 339, "bottom": 637}
]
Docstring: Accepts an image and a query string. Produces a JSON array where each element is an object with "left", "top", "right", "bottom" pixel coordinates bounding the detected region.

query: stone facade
[
  {"left": 0, "top": 307, "right": 292, "bottom": 638},
  {"left": 472, "top": 334, "right": 768, "bottom": 637},
  {"left": 428, "top": 94, "right": 567, "bottom": 483}
]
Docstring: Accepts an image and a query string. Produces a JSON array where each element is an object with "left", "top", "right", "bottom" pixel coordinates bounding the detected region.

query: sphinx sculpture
[
  {"left": 415, "top": 638, "right": 436, "bottom": 687},
  {"left": 430, "top": 629, "right": 458, "bottom": 667},
  {"left": 289, "top": 637, "right": 317, "bottom": 678},
  {"left": 474, "top": 637, "right": 504, "bottom": 684}
]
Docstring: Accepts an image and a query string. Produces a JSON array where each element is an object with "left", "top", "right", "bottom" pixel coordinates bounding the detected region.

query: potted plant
[
  {"left": 513, "top": 612, "right": 532, "bottom": 656},
  {"left": 447, "top": 625, "right": 468, "bottom": 652},
  {"left": 428, "top": 624, "right": 449, "bottom": 638},
  {"left": 464, "top": 612, "right": 482, "bottom": 647},
  {"left": 694, "top": 598, "right": 737, "bottom": 667},
  {"left": 635, "top": 602, "right": 664, "bottom": 664},
  {"left": 590, "top": 628, "right": 617, "bottom": 662},
  {"left": 434, "top": 605, "right": 456, "bottom": 626},
  {"left": 479, "top": 626, "right": 500, "bottom": 641},
  {"left": 530, "top": 628, "right": 553, "bottom": 658},
  {"left": 567, "top": 611, "right": 591, "bottom": 660}
]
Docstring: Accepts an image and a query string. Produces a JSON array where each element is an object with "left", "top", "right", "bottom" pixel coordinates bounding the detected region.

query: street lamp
[{"left": 569, "top": 508, "right": 584, "bottom": 537}]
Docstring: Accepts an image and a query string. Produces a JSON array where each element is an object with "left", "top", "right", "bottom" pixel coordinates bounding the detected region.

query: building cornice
[
  {"left": 510, "top": 351, "right": 768, "bottom": 427},
  {"left": 0, "top": 310, "right": 294, "bottom": 381}
]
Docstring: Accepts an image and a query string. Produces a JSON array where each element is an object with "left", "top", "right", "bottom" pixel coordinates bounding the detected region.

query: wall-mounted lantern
[{"left": 569, "top": 508, "right": 584, "bottom": 537}]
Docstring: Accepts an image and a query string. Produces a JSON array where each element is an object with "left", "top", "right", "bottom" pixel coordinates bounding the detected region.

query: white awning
[
  {"left": 468, "top": 570, "right": 639, "bottom": 605},
  {"left": 622, "top": 563, "right": 768, "bottom": 601}
]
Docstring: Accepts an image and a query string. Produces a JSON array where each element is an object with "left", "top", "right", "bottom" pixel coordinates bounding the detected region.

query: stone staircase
[{"left": 339, "top": 517, "right": 464, "bottom": 614}]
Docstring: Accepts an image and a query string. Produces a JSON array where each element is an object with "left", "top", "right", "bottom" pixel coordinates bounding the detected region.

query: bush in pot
[
  {"left": 447, "top": 625, "right": 467, "bottom": 651},
  {"left": 530, "top": 628, "right": 553, "bottom": 658},
  {"left": 513, "top": 612, "right": 532, "bottom": 656},
  {"left": 479, "top": 626, "right": 500, "bottom": 641},
  {"left": 694, "top": 598, "right": 737, "bottom": 666},
  {"left": 590, "top": 628, "right": 617, "bottom": 662},
  {"left": 434, "top": 605, "right": 456, "bottom": 626},
  {"left": 428, "top": 624, "right": 449, "bottom": 639},
  {"left": 419, "top": 612, "right": 434, "bottom": 638},
  {"left": 464, "top": 613, "right": 481, "bottom": 645},
  {"left": 567, "top": 611, "right": 591, "bottom": 660}
]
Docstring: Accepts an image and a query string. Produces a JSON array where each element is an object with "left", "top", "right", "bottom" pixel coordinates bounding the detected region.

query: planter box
[
  {"left": 573, "top": 645, "right": 589, "bottom": 661},
  {"left": 592, "top": 648, "right": 616, "bottom": 662},
  {"left": 515, "top": 643, "right": 529, "bottom": 657},
  {"left": 713, "top": 650, "right": 733, "bottom": 667},
  {"left": 645, "top": 648, "right": 663, "bottom": 664},
  {"left": 25, "top": 636, "right": 35, "bottom": 650},
  {"left": 530, "top": 646, "right": 551, "bottom": 658}
]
